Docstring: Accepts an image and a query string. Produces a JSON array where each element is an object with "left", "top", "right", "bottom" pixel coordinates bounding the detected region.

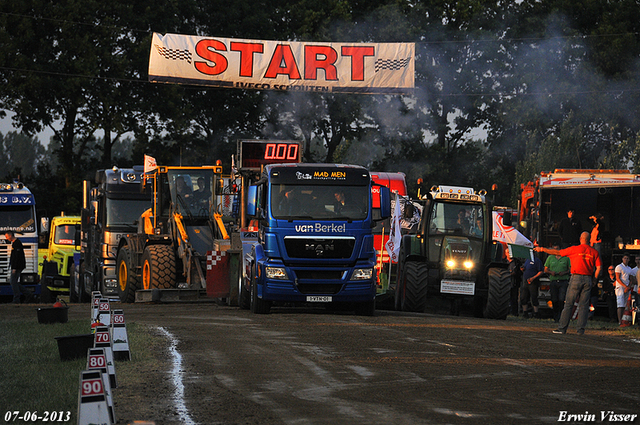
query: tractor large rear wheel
[
  {"left": 117, "top": 247, "right": 138, "bottom": 303},
  {"left": 142, "top": 245, "right": 176, "bottom": 290},
  {"left": 484, "top": 267, "right": 511, "bottom": 320},
  {"left": 397, "top": 261, "right": 429, "bottom": 312}
]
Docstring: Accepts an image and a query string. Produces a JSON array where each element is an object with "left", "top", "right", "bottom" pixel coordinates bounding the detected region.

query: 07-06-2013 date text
[{"left": 4, "top": 411, "right": 71, "bottom": 422}]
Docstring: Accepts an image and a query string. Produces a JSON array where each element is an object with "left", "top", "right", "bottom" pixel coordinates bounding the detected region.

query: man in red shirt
[{"left": 535, "top": 231, "right": 601, "bottom": 335}]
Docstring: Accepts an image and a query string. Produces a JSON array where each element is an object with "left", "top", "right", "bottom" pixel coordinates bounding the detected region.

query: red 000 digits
[{"left": 264, "top": 143, "right": 298, "bottom": 160}]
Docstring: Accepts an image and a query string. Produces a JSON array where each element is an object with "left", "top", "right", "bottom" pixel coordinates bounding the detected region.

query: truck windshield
[
  {"left": 168, "top": 170, "right": 214, "bottom": 218},
  {"left": 54, "top": 224, "right": 79, "bottom": 245},
  {"left": 271, "top": 184, "right": 369, "bottom": 220},
  {"left": 428, "top": 202, "right": 484, "bottom": 238},
  {"left": 106, "top": 198, "right": 152, "bottom": 227},
  {"left": 0, "top": 205, "right": 36, "bottom": 233}
]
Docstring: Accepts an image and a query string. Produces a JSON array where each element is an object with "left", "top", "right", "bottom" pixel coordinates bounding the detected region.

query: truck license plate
[
  {"left": 306, "top": 296, "right": 332, "bottom": 302},
  {"left": 441, "top": 280, "right": 475, "bottom": 295}
]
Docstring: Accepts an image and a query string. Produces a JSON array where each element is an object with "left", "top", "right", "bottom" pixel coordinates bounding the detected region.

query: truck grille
[
  {"left": 295, "top": 270, "right": 345, "bottom": 280},
  {"left": 284, "top": 237, "right": 355, "bottom": 259},
  {"left": 297, "top": 284, "right": 343, "bottom": 295}
]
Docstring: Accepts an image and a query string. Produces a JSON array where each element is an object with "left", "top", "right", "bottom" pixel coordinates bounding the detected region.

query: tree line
[{"left": 1, "top": 0, "right": 640, "bottom": 216}]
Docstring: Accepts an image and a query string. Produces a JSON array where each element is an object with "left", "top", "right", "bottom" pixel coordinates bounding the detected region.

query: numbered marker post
[
  {"left": 86, "top": 348, "right": 116, "bottom": 424},
  {"left": 77, "top": 370, "right": 112, "bottom": 425},
  {"left": 97, "top": 298, "right": 111, "bottom": 329},
  {"left": 94, "top": 326, "right": 117, "bottom": 388},
  {"left": 91, "top": 292, "right": 102, "bottom": 322},
  {"left": 111, "top": 309, "right": 131, "bottom": 361}
]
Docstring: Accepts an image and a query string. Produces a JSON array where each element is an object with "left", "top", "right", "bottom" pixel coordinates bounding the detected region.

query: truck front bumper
[{"left": 258, "top": 262, "right": 376, "bottom": 303}]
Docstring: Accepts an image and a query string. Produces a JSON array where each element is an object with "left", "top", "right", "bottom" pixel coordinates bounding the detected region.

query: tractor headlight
[
  {"left": 266, "top": 267, "right": 288, "bottom": 280},
  {"left": 446, "top": 259, "right": 456, "bottom": 268},
  {"left": 463, "top": 261, "right": 474, "bottom": 269},
  {"left": 351, "top": 268, "right": 374, "bottom": 280}
]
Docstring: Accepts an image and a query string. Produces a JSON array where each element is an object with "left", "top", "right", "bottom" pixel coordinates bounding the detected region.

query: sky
[{"left": 1, "top": 112, "right": 55, "bottom": 145}]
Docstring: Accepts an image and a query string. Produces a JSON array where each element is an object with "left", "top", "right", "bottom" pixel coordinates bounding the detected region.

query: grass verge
[{"left": 0, "top": 317, "right": 162, "bottom": 423}]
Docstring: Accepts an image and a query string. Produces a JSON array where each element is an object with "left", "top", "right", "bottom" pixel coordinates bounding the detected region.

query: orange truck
[{"left": 519, "top": 169, "right": 640, "bottom": 309}]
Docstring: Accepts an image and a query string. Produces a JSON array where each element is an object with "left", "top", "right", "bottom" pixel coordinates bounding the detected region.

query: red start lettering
[
  {"left": 230, "top": 42, "right": 263, "bottom": 77},
  {"left": 195, "top": 39, "right": 228, "bottom": 75},
  {"left": 194, "top": 39, "right": 376, "bottom": 81},
  {"left": 341, "top": 46, "right": 375, "bottom": 81},
  {"left": 264, "top": 45, "right": 301, "bottom": 79},
  {"left": 304, "top": 45, "right": 338, "bottom": 81}
]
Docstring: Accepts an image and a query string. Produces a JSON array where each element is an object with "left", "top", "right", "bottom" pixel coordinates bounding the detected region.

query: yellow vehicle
[
  {"left": 40, "top": 215, "right": 81, "bottom": 303},
  {"left": 115, "top": 165, "right": 227, "bottom": 302}
]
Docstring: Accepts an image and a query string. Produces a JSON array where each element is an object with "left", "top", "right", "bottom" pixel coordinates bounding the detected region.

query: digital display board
[{"left": 238, "top": 140, "right": 302, "bottom": 170}]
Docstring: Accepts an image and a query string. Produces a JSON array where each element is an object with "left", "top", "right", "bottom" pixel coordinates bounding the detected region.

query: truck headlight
[
  {"left": 265, "top": 267, "right": 288, "bottom": 280},
  {"left": 351, "top": 268, "right": 373, "bottom": 280}
]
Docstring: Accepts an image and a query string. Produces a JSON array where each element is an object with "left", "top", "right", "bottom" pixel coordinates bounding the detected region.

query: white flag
[
  {"left": 385, "top": 196, "right": 402, "bottom": 263},
  {"left": 491, "top": 211, "right": 532, "bottom": 248},
  {"left": 144, "top": 155, "right": 157, "bottom": 174},
  {"left": 492, "top": 211, "right": 533, "bottom": 259}
]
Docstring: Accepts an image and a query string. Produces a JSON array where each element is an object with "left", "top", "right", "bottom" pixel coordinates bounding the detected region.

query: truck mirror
[
  {"left": 503, "top": 211, "right": 512, "bottom": 227},
  {"left": 379, "top": 186, "right": 391, "bottom": 219},
  {"left": 40, "top": 217, "right": 49, "bottom": 233},
  {"left": 247, "top": 185, "right": 258, "bottom": 216}
]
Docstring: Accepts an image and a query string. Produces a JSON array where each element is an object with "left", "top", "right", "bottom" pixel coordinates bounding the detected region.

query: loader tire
[
  {"left": 142, "top": 245, "right": 176, "bottom": 290},
  {"left": 484, "top": 267, "right": 511, "bottom": 320},
  {"left": 117, "top": 247, "right": 139, "bottom": 303},
  {"left": 397, "top": 261, "right": 428, "bottom": 313}
]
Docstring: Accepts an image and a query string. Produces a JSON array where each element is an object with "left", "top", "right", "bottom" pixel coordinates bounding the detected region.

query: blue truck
[
  {"left": 237, "top": 162, "right": 391, "bottom": 315},
  {"left": 0, "top": 181, "right": 40, "bottom": 300}
]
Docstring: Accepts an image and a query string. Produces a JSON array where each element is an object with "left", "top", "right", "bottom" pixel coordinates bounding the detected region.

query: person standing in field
[
  {"left": 544, "top": 243, "right": 571, "bottom": 323},
  {"left": 615, "top": 253, "right": 634, "bottom": 324},
  {"left": 4, "top": 230, "right": 32, "bottom": 304},
  {"left": 520, "top": 253, "right": 544, "bottom": 319},
  {"left": 535, "top": 231, "right": 601, "bottom": 335}
]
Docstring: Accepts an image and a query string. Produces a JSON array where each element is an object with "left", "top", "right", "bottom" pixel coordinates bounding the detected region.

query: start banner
[{"left": 148, "top": 33, "right": 414, "bottom": 94}]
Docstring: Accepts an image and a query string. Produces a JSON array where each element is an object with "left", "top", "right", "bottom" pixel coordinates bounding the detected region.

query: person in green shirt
[{"left": 544, "top": 243, "right": 571, "bottom": 322}]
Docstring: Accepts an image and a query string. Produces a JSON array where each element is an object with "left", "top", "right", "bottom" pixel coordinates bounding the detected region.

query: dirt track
[{"left": 5, "top": 302, "right": 640, "bottom": 425}]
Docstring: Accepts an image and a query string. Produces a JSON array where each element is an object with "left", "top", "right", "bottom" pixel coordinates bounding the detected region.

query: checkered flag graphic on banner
[
  {"left": 206, "top": 251, "right": 227, "bottom": 270},
  {"left": 154, "top": 44, "right": 192, "bottom": 64},
  {"left": 375, "top": 57, "right": 411, "bottom": 72}
]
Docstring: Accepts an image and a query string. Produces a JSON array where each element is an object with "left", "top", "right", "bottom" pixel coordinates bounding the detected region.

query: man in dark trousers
[
  {"left": 4, "top": 230, "right": 32, "bottom": 304},
  {"left": 558, "top": 209, "right": 582, "bottom": 248},
  {"left": 520, "top": 252, "right": 544, "bottom": 318},
  {"left": 535, "top": 231, "right": 601, "bottom": 335}
]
